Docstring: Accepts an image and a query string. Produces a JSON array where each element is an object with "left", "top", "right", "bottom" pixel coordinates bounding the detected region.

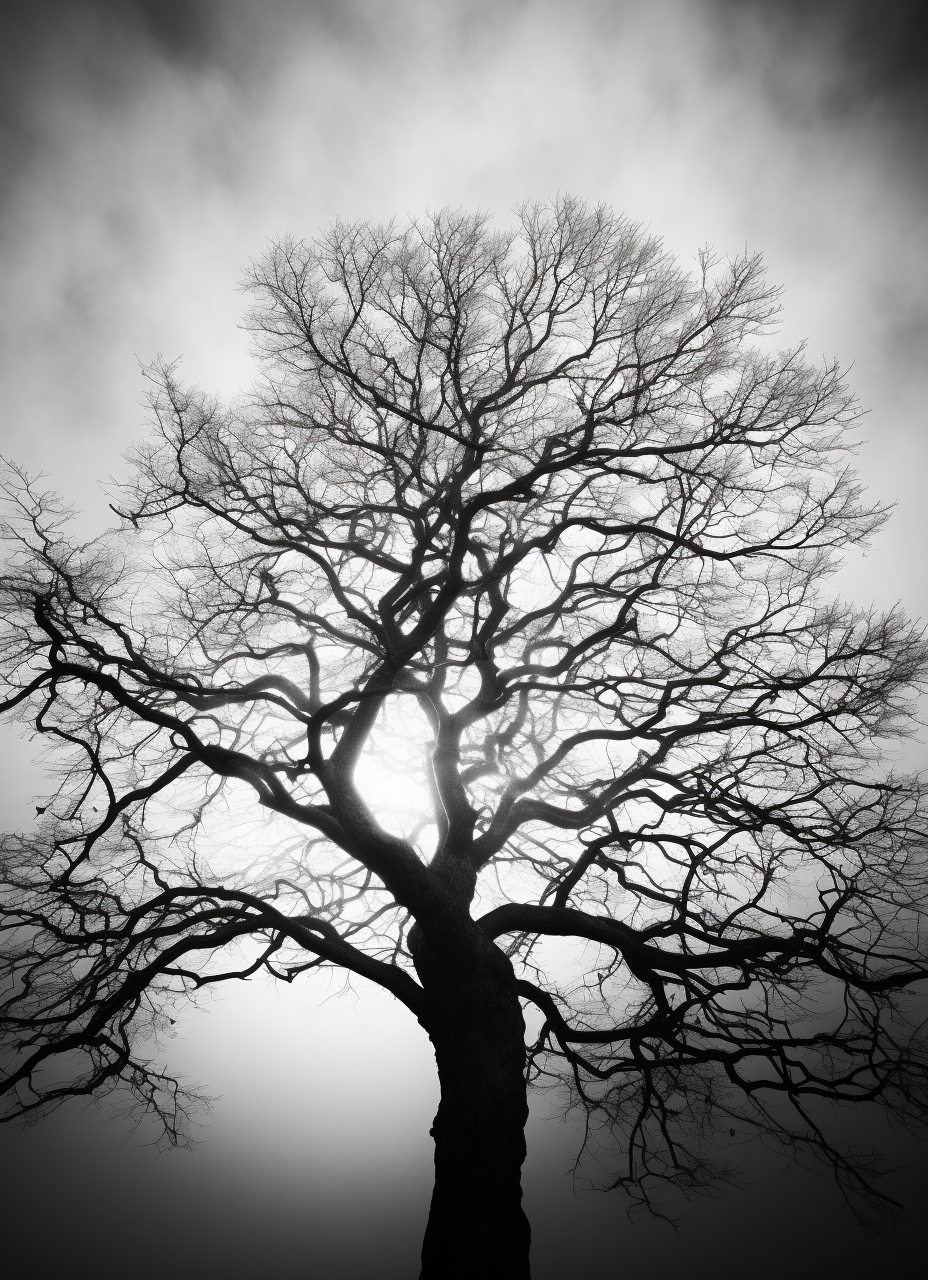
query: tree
[{"left": 1, "top": 199, "right": 927, "bottom": 1278}]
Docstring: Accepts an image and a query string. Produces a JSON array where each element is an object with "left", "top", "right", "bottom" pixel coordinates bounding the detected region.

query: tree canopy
[{"left": 2, "top": 198, "right": 927, "bottom": 1275}]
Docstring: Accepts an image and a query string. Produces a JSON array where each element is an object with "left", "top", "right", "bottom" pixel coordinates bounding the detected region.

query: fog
[{"left": 1, "top": 2, "right": 926, "bottom": 1274}]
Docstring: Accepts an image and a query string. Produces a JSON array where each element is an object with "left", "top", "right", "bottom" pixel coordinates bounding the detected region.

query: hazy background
[{"left": 1, "top": 1, "right": 926, "bottom": 1275}]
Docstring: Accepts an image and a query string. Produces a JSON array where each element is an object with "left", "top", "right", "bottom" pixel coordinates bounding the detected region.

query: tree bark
[{"left": 416, "top": 934, "right": 532, "bottom": 1279}]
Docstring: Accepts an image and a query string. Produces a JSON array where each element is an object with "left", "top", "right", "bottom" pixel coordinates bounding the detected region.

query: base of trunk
[
  {"left": 419, "top": 1094, "right": 532, "bottom": 1279},
  {"left": 416, "top": 936, "right": 532, "bottom": 1279}
]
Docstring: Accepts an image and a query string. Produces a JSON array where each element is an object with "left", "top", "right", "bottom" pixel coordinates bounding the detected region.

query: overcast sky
[{"left": 1, "top": 3, "right": 926, "bottom": 1277}]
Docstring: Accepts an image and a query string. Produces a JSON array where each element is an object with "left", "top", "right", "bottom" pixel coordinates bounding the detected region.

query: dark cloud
[
  {"left": 709, "top": 0, "right": 928, "bottom": 121},
  {"left": 116, "top": 0, "right": 215, "bottom": 61},
  {"left": 0, "top": 0, "right": 403, "bottom": 207},
  {"left": 4, "top": 1, "right": 924, "bottom": 197},
  {"left": 0, "top": 0, "right": 395, "bottom": 89},
  {"left": 0, "top": 0, "right": 221, "bottom": 75},
  {"left": 0, "top": 3, "right": 177, "bottom": 204}
]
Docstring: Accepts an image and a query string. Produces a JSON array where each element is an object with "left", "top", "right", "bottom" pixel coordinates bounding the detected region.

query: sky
[{"left": 0, "top": 1, "right": 927, "bottom": 1276}]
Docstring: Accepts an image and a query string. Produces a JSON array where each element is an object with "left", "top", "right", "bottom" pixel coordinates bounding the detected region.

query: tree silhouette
[{"left": 1, "top": 199, "right": 927, "bottom": 1278}]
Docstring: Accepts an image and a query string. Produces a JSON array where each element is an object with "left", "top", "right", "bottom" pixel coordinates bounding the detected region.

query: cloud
[
  {"left": 708, "top": 0, "right": 928, "bottom": 125},
  {"left": 0, "top": 2, "right": 922, "bottom": 605}
]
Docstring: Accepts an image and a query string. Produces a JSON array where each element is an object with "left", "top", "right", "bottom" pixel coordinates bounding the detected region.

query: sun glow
[{"left": 353, "top": 699, "right": 438, "bottom": 853}]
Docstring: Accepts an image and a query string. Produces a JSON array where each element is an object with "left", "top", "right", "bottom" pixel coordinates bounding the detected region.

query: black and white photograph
[{"left": 1, "top": 3, "right": 926, "bottom": 1277}]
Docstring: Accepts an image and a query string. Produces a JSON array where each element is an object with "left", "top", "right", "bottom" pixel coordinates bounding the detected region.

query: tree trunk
[{"left": 416, "top": 936, "right": 532, "bottom": 1279}]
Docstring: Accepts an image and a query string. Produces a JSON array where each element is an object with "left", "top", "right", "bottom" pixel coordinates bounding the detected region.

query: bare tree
[{"left": 1, "top": 199, "right": 927, "bottom": 1278}]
